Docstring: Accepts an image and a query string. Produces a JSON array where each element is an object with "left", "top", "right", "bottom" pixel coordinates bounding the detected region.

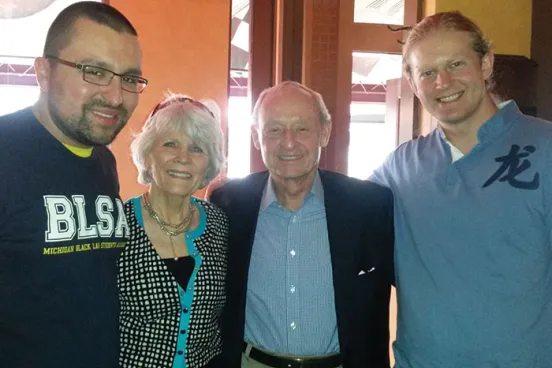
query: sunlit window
[
  {"left": 348, "top": 102, "right": 396, "bottom": 179},
  {"left": 0, "top": 0, "right": 101, "bottom": 117},
  {"left": 228, "top": 0, "right": 251, "bottom": 178},
  {"left": 0, "top": 0, "right": 100, "bottom": 58},
  {"left": 227, "top": 95, "right": 251, "bottom": 178},
  {"left": 353, "top": 0, "right": 405, "bottom": 25},
  {"left": 0, "top": 85, "right": 40, "bottom": 116},
  {"left": 348, "top": 52, "right": 403, "bottom": 179}
]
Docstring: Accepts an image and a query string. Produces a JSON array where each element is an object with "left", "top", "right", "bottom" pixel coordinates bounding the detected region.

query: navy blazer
[{"left": 210, "top": 170, "right": 394, "bottom": 368}]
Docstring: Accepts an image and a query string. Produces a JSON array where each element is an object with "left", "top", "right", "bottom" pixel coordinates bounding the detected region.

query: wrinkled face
[
  {"left": 407, "top": 30, "right": 493, "bottom": 126},
  {"left": 252, "top": 87, "right": 331, "bottom": 181},
  {"left": 147, "top": 131, "right": 209, "bottom": 198},
  {"left": 40, "top": 17, "right": 142, "bottom": 146}
]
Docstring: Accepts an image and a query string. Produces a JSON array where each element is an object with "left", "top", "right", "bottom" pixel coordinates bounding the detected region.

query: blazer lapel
[
  {"left": 320, "top": 170, "right": 354, "bottom": 261},
  {"left": 320, "top": 170, "right": 359, "bottom": 283},
  {"left": 320, "top": 170, "right": 364, "bottom": 351},
  {"left": 234, "top": 172, "right": 269, "bottom": 266}
]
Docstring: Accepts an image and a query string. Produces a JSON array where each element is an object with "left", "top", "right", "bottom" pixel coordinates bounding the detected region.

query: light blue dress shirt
[{"left": 244, "top": 172, "right": 340, "bottom": 356}]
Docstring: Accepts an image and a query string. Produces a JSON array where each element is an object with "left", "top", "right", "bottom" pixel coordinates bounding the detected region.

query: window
[
  {"left": 0, "top": 0, "right": 102, "bottom": 115},
  {"left": 227, "top": 94, "right": 251, "bottom": 178},
  {"left": 353, "top": 0, "right": 405, "bottom": 25},
  {"left": 348, "top": 52, "right": 403, "bottom": 179},
  {"left": 0, "top": 85, "right": 40, "bottom": 116},
  {"left": 348, "top": 102, "right": 395, "bottom": 179},
  {"left": 227, "top": 0, "right": 252, "bottom": 178},
  {"left": 226, "top": 1, "right": 405, "bottom": 179}
]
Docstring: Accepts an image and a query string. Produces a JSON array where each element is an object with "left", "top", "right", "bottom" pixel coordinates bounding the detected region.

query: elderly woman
[{"left": 117, "top": 94, "right": 227, "bottom": 368}]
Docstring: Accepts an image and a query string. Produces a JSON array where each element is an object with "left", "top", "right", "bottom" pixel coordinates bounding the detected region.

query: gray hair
[
  {"left": 131, "top": 94, "right": 225, "bottom": 189},
  {"left": 251, "top": 81, "right": 331, "bottom": 127}
]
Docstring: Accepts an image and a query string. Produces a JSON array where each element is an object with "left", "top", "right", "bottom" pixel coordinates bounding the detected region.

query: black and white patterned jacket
[{"left": 118, "top": 196, "right": 228, "bottom": 368}]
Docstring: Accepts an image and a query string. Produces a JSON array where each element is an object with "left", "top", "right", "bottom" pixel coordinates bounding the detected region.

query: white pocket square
[{"left": 358, "top": 267, "right": 376, "bottom": 276}]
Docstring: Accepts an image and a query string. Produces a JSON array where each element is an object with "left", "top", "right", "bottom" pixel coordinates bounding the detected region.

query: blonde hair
[{"left": 403, "top": 11, "right": 492, "bottom": 77}]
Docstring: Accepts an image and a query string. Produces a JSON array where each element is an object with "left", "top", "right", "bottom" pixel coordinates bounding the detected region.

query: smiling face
[
  {"left": 36, "top": 17, "right": 142, "bottom": 147},
  {"left": 146, "top": 131, "right": 209, "bottom": 198},
  {"left": 406, "top": 30, "right": 495, "bottom": 126},
  {"left": 252, "top": 86, "right": 331, "bottom": 183}
]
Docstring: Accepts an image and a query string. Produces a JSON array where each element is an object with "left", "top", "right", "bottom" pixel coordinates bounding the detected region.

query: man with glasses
[{"left": 0, "top": 2, "right": 145, "bottom": 367}]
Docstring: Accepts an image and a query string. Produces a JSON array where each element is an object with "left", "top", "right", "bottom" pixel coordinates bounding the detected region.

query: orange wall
[
  {"left": 420, "top": 0, "right": 533, "bottom": 135},
  {"left": 425, "top": 0, "right": 532, "bottom": 57},
  {"left": 108, "top": 0, "right": 231, "bottom": 200}
]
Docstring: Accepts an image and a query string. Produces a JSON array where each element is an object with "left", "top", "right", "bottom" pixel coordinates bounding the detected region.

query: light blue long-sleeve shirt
[{"left": 244, "top": 172, "right": 340, "bottom": 356}]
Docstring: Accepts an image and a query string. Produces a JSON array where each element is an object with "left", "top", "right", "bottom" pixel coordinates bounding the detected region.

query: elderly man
[
  {"left": 211, "top": 81, "right": 395, "bottom": 368},
  {"left": 371, "top": 11, "right": 552, "bottom": 368},
  {"left": 0, "top": 2, "right": 145, "bottom": 367}
]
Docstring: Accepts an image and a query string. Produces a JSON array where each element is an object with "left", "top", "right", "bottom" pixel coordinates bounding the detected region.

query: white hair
[
  {"left": 251, "top": 81, "right": 331, "bottom": 127},
  {"left": 131, "top": 93, "right": 225, "bottom": 188}
]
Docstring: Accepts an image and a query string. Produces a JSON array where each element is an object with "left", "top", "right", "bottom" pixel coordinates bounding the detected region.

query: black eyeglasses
[{"left": 45, "top": 55, "right": 148, "bottom": 94}]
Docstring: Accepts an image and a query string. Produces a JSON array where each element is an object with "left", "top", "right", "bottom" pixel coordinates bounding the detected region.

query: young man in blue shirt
[{"left": 371, "top": 11, "right": 552, "bottom": 367}]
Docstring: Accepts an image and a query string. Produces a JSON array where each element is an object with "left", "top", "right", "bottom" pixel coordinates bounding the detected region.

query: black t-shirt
[{"left": 0, "top": 108, "right": 129, "bottom": 368}]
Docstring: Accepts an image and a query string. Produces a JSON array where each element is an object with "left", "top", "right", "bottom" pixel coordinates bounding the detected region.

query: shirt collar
[
  {"left": 260, "top": 170, "right": 325, "bottom": 211},
  {"left": 438, "top": 99, "right": 521, "bottom": 144}
]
